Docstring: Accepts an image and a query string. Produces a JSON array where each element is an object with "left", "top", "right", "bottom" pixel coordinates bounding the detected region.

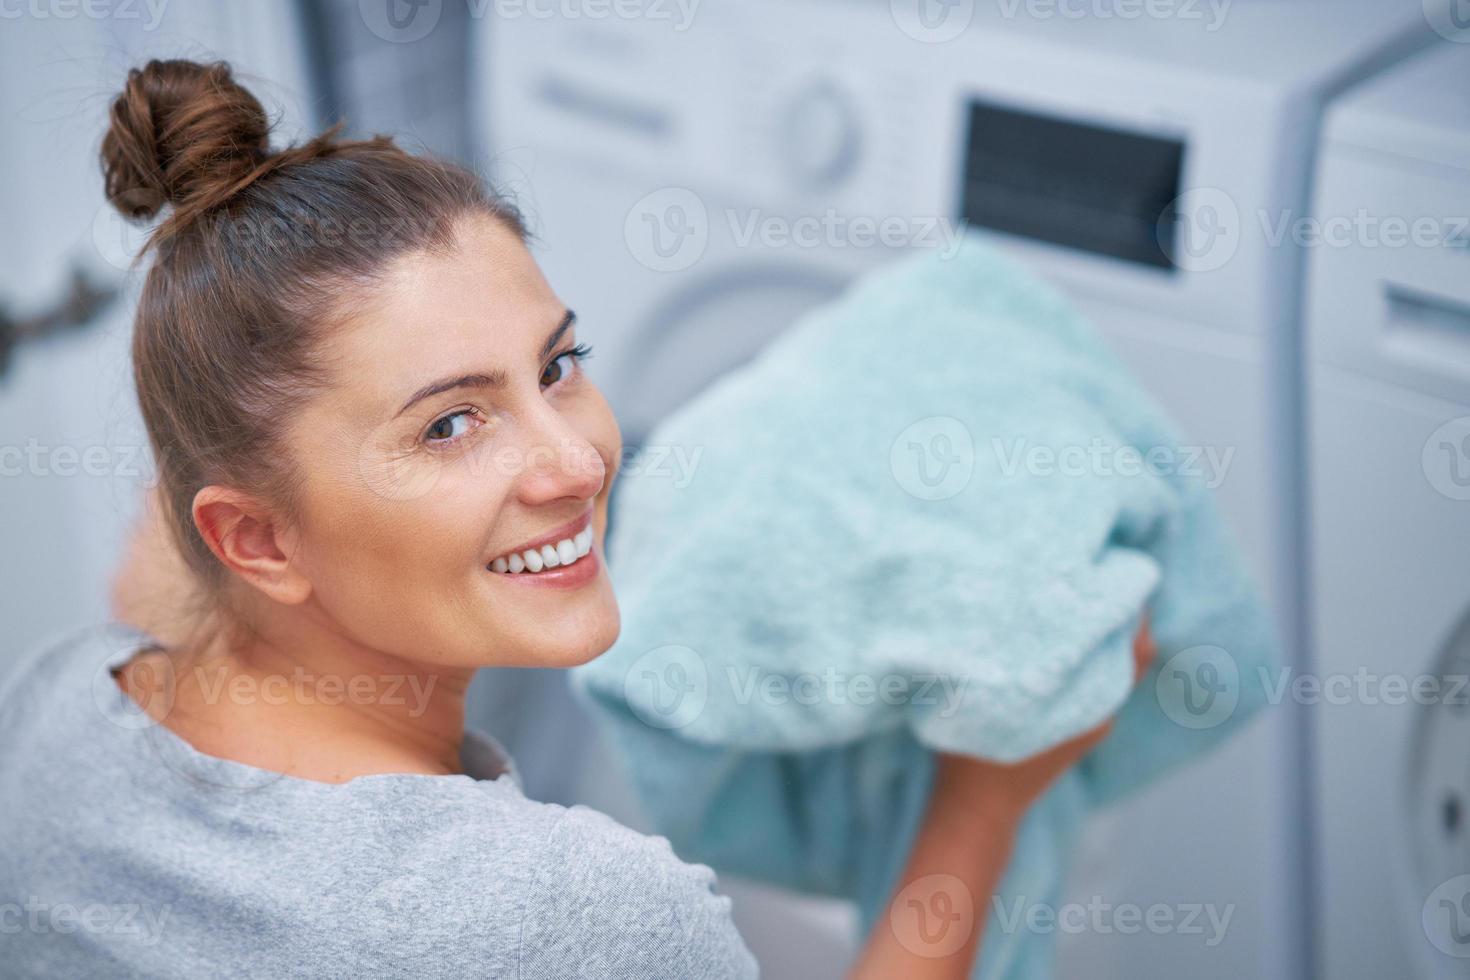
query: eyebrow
[{"left": 396, "top": 309, "right": 577, "bottom": 416}]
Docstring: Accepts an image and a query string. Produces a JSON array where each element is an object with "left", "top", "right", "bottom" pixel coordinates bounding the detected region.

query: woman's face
[{"left": 279, "top": 213, "right": 621, "bottom": 669}]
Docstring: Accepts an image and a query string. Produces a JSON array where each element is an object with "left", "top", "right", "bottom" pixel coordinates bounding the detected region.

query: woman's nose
[{"left": 511, "top": 407, "right": 606, "bottom": 506}]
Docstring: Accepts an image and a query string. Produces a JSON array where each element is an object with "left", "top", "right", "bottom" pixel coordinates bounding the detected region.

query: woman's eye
[
  {"left": 541, "top": 344, "right": 591, "bottom": 390},
  {"left": 540, "top": 352, "right": 577, "bottom": 389},
  {"left": 424, "top": 409, "right": 480, "bottom": 444}
]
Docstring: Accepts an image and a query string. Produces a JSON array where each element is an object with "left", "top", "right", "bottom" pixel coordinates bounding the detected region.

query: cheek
[{"left": 298, "top": 448, "right": 508, "bottom": 592}]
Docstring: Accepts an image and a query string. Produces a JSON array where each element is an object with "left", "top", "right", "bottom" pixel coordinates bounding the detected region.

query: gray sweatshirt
[{"left": 0, "top": 624, "right": 758, "bottom": 979}]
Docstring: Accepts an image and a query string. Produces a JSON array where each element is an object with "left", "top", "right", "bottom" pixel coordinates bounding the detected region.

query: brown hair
[{"left": 102, "top": 58, "right": 525, "bottom": 614}]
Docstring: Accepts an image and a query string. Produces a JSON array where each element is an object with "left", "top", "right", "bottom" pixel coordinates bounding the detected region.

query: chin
[
  {"left": 552, "top": 609, "right": 622, "bottom": 668},
  {"left": 494, "top": 595, "right": 621, "bottom": 669}
]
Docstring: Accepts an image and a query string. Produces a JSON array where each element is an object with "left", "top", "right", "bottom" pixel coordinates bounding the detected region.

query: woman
[{"left": 0, "top": 59, "right": 1152, "bottom": 978}]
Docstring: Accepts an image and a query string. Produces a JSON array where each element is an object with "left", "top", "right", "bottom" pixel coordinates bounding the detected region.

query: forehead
[{"left": 323, "top": 214, "right": 562, "bottom": 386}]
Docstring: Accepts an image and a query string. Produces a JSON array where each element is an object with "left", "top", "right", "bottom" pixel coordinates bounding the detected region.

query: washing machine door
[
  {"left": 609, "top": 260, "right": 851, "bottom": 444},
  {"left": 512, "top": 155, "right": 866, "bottom": 445},
  {"left": 1411, "top": 608, "right": 1470, "bottom": 978}
]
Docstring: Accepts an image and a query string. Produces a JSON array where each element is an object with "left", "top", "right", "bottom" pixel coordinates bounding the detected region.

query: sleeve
[{"left": 516, "top": 804, "right": 759, "bottom": 980}]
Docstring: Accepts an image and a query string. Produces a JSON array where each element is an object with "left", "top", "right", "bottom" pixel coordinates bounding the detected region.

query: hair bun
[{"left": 101, "top": 59, "right": 272, "bottom": 222}]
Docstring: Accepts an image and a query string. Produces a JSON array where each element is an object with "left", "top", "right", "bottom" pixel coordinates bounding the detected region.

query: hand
[
  {"left": 935, "top": 613, "right": 1158, "bottom": 823},
  {"left": 848, "top": 615, "right": 1159, "bottom": 980}
]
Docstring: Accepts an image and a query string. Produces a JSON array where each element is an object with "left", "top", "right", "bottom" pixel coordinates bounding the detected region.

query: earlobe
[{"left": 192, "top": 486, "right": 312, "bottom": 605}]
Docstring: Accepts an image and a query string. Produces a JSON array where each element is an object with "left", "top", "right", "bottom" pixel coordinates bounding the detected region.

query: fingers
[{"left": 1132, "top": 611, "right": 1157, "bottom": 685}]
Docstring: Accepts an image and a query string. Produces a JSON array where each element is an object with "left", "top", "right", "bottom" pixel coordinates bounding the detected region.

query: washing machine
[
  {"left": 477, "top": 3, "right": 1437, "bottom": 977},
  {"left": 1306, "top": 36, "right": 1470, "bottom": 980}
]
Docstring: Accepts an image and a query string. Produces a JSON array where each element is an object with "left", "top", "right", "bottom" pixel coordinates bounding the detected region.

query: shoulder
[{"left": 515, "top": 803, "right": 758, "bottom": 980}]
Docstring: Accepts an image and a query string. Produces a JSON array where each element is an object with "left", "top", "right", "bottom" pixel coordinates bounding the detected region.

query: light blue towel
[{"left": 572, "top": 235, "right": 1278, "bottom": 977}]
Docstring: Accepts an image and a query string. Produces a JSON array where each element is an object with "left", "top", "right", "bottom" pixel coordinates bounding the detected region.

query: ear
[{"left": 191, "top": 485, "right": 311, "bottom": 605}]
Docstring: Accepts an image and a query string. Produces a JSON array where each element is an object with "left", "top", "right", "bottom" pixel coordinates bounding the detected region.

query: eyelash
[{"left": 421, "top": 343, "right": 594, "bottom": 448}]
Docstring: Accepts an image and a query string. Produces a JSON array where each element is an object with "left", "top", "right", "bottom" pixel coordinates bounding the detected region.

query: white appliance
[
  {"left": 479, "top": 3, "right": 1438, "bottom": 977},
  {"left": 1305, "top": 37, "right": 1470, "bottom": 980}
]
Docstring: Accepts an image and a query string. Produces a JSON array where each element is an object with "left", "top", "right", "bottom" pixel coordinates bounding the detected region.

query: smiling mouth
[{"left": 487, "top": 514, "right": 595, "bottom": 575}]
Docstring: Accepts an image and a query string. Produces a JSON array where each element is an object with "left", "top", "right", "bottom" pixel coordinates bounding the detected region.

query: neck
[{"left": 174, "top": 595, "right": 478, "bottom": 782}]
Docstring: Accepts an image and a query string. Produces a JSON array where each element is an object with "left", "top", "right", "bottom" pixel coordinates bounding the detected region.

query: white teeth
[{"left": 489, "top": 525, "right": 595, "bottom": 574}]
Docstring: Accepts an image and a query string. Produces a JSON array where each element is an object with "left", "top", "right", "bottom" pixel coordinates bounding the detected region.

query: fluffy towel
[{"left": 572, "top": 235, "right": 1278, "bottom": 978}]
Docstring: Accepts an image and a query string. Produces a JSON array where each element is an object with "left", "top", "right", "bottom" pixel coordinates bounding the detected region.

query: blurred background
[{"left": 2, "top": 1, "right": 1468, "bottom": 977}]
